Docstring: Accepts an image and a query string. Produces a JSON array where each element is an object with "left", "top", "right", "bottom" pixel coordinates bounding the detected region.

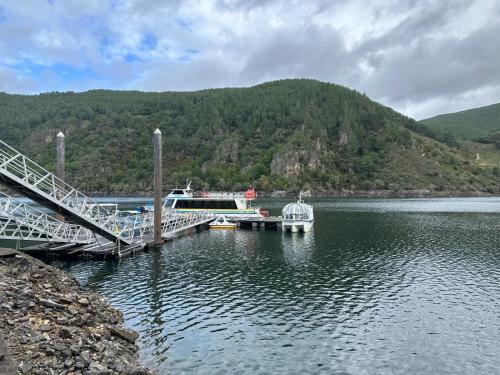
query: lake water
[{"left": 51, "top": 198, "right": 500, "bottom": 375}]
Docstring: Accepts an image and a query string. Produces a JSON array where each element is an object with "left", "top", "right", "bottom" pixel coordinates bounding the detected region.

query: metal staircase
[
  {"left": 0, "top": 192, "right": 94, "bottom": 244},
  {"left": 0, "top": 140, "right": 134, "bottom": 244}
]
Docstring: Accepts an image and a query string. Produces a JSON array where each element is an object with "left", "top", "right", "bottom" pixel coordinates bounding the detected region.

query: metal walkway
[
  {"left": 0, "top": 140, "right": 139, "bottom": 244},
  {"left": 0, "top": 192, "right": 94, "bottom": 244},
  {"left": 18, "top": 210, "right": 213, "bottom": 257}
]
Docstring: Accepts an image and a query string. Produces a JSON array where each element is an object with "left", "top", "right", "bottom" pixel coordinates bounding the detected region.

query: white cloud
[{"left": 0, "top": 0, "right": 498, "bottom": 119}]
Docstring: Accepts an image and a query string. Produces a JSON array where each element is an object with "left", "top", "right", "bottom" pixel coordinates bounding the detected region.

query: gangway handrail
[
  {"left": 0, "top": 140, "right": 137, "bottom": 244},
  {"left": 0, "top": 192, "right": 94, "bottom": 244}
]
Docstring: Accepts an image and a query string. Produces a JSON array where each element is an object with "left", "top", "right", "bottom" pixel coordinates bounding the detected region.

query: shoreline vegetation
[
  {"left": 0, "top": 249, "right": 154, "bottom": 375},
  {"left": 43, "top": 189, "right": 500, "bottom": 199},
  {"left": 1, "top": 80, "right": 499, "bottom": 196}
]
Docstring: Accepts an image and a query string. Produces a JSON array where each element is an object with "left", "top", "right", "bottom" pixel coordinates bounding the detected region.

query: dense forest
[
  {"left": 0, "top": 79, "right": 499, "bottom": 194},
  {"left": 421, "top": 102, "right": 500, "bottom": 145}
]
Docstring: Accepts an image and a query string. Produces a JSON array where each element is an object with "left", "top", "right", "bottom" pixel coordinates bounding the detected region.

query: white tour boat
[
  {"left": 281, "top": 195, "right": 314, "bottom": 232},
  {"left": 164, "top": 183, "right": 267, "bottom": 219}
]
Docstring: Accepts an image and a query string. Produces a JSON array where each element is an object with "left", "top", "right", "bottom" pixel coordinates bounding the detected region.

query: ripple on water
[{"left": 53, "top": 199, "right": 500, "bottom": 375}]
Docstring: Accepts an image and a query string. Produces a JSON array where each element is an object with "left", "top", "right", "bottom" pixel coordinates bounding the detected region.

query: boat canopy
[{"left": 282, "top": 201, "right": 313, "bottom": 221}]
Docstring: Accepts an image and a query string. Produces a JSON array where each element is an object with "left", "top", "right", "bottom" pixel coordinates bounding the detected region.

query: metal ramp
[
  {"left": 0, "top": 192, "right": 94, "bottom": 244},
  {"left": 0, "top": 140, "right": 136, "bottom": 244},
  {"left": 161, "top": 211, "right": 213, "bottom": 239}
]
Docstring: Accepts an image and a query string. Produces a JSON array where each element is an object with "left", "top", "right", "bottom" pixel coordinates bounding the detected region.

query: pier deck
[{"left": 235, "top": 216, "right": 282, "bottom": 230}]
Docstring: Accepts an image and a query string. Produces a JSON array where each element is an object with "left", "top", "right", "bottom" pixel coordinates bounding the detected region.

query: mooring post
[
  {"left": 56, "top": 131, "right": 65, "bottom": 222},
  {"left": 154, "top": 128, "right": 162, "bottom": 246}
]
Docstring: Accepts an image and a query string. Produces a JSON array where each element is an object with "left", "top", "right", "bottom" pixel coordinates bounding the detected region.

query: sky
[{"left": 0, "top": 0, "right": 499, "bottom": 119}]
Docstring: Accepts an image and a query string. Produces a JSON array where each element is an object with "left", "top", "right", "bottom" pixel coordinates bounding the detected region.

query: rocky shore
[
  {"left": 267, "top": 189, "right": 499, "bottom": 198},
  {"left": 0, "top": 248, "right": 154, "bottom": 375}
]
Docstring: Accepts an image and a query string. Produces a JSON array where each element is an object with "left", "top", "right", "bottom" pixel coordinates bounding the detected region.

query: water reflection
[
  {"left": 281, "top": 231, "right": 315, "bottom": 267},
  {"left": 48, "top": 198, "right": 500, "bottom": 375}
]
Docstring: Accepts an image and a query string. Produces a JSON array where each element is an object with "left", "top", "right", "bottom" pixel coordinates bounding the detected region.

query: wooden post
[
  {"left": 154, "top": 128, "right": 162, "bottom": 246},
  {"left": 56, "top": 131, "right": 65, "bottom": 222}
]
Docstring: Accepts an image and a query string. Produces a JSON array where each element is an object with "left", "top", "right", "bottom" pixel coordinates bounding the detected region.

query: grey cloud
[
  {"left": 0, "top": 0, "right": 499, "bottom": 119},
  {"left": 0, "top": 66, "right": 37, "bottom": 93},
  {"left": 239, "top": 24, "right": 348, "bottom": 83},
  {"left": 362, "top": 17, "right": 500, "bottom": 108}
]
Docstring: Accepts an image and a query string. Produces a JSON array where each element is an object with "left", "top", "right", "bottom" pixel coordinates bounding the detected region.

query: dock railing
[{"left": 0, "top": 192, "right": 94, "bottom": 244}]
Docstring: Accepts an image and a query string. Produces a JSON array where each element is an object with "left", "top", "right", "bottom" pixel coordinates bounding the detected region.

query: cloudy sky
[{"left": 0, "top": 0, "right": 499, "bottom": 119}]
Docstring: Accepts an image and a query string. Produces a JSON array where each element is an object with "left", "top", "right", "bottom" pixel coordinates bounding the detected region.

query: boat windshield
[{"left": 164, "top": 198, "right": 175, "bottom": 207}]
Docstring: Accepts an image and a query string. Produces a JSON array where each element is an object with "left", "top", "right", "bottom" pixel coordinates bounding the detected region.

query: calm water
[{"left": 51, "top": 198, "right": 500, "bottom": 375}]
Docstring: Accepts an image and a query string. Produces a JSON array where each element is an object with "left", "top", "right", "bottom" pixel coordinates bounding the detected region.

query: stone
[
  {"left": 19, "top": 361, "right": 33, "bottom": 374},
  {"left": 80, "top": 350, "right": 91, "bottom": 367},
  {"left": 0, "top": 250, "right": 152, "bottom": 375},
  {"left": 88, "top": 361, "right": 108, "bottom": 374},
  {"left": 39, "top": 298, "right": 66, "bottom": 310},
  {"left": 40, "top": 325, "right": 52, "bottom": 332},
  {"left": 108, "top": 327, "right": 139, "bottom": 344},
  {"left": 59, "top": 328, "right": 72, "bottom": 339},
  {"left": 56, "top": 317, "right": 69, "bottom": 325}
]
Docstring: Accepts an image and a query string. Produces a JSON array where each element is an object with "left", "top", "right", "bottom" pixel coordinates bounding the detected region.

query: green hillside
[
  {"left": 421, "top": 102, "right": 500, "bottom": 141},
  {"left": 0, "top": 79, "right": 498, "bottom": 194}
]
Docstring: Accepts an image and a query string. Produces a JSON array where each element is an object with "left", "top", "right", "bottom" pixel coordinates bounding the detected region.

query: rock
[
  {"left": 19, "top": 361, "right": 33, "bottom": 373},
  {"left": 108, "top": 327, "right": 139, "bottom": 344},
  {"left": 0, "top": 249, "right": 153, "bottom": 375},
  {"left": 80, "top": 350, "right": 91, "bottom": 367},
  {"left": 59, "top": 328, "right": 72, "bottom": 339},
  {"left": 56, "top": 317, "right": 69, "bottom": 325},
  {"left": 39, "top": 298, "right": 67, "bottom": 310},
  {"left": 88, "top": 361, "right": 108, "bottom": 374},
  {"left": 40, "top": 325, "right": 52, "bottom": 332}
]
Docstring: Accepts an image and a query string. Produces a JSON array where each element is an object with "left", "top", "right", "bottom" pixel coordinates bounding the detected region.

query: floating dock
[
  {"left": 235, "top": 216, "right": 282, "bottom": 230},
  {"left": 0, "top": 137, "right": 283, "bottom": 260}
]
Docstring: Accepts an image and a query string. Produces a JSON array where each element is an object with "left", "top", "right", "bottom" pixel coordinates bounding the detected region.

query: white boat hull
[{"left": 282, "top": 220, "right": 314, "bottom": 233}]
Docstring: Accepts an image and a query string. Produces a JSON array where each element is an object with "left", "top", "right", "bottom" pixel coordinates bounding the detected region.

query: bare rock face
[
  {"left": 214, "top": 138, "right": 239, "bottom": 164},
  {"left": 0, "top": 249, "right": 154, "bottom": 375},
  {"left": 271, "top": 151, "right": 302, "bottom": 178},
  {"left": 338, "top": 131, "right": 348, "bottom": 146},
  {"left": 270, "top": 148, "right": 323, "bottom": 179}
]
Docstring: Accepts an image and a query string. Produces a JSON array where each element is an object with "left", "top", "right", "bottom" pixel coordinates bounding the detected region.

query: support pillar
[
  {"left": 154, "top": 128, "right": 162, "bottom": 246},
  {"left": 56, "top": 131, "right": 65, "bottom": 222}
]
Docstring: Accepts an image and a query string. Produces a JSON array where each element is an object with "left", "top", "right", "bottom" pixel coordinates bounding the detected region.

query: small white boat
[
  {"left": 209, "top": 216, "right": 237, "bottom": 230},
  {"left": 281, "top": 194, "right": 314, "bottom": 233}
]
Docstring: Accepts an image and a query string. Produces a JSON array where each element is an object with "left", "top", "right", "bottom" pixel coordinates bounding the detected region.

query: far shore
[{"left": 4, "top": 189, "right": 498, "bottom": 199}]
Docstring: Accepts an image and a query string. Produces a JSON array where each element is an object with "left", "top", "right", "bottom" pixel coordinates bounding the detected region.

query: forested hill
[
  {"left": 420, "top": 102, "right": 500, "bottom": 147},
  {"left": 0, "top": 79, "right": 498, "bottom": 194}
]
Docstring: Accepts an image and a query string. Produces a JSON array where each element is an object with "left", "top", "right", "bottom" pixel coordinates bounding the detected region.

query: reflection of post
[
  {"left": 154, "top": 128, "right": 162, "bottom": 246},
  {"left": 56, "top": 131, "right": 65, "bottom": 222}
]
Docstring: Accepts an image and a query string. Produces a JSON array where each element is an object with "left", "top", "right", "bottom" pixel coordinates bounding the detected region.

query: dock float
[{"left": 234, "top": 216, "right": 282, "bottom": 230}]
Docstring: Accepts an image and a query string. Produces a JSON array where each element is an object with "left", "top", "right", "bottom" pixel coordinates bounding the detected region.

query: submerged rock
[{"left": 0, "top": 248, "right": 154, "bottom": 375}]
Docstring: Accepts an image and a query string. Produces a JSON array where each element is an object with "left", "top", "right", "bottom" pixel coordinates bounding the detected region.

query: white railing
[
  {"left": 161, "top": 211, "right": 213, "bottom": 238},
  {"left": 0, "top": 140, "right": 138, "bottom": 244},
  {"left": 191, "top": 191, "right": 249, "bottom": 199},
  {"left": 0, "top": 192, "right": 94, "bottom": 244}
]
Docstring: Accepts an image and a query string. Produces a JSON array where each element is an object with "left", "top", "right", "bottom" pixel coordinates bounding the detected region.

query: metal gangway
[
  {"left": 0, "top": 191, "right": 213, "bottom": 256},
  {"left": 0, "top": 192, "right": 94, "bottom": 244},
  {"left": 0, "top": 140, "right": 141, "bottom": 245},
  {"left": 75, "top": 210, "right": 213, "bottom": 256}
]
